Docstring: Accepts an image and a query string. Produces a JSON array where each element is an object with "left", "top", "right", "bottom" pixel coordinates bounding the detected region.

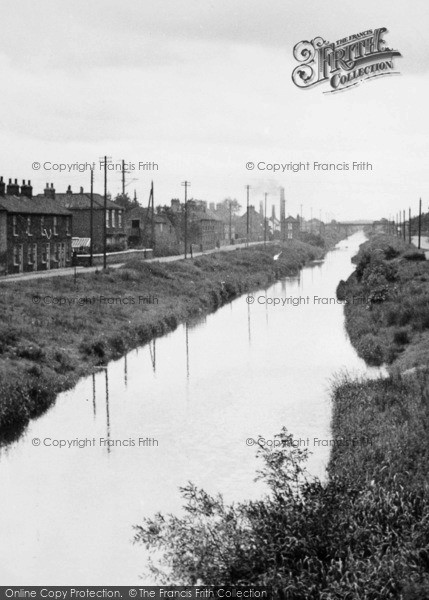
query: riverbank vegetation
[
  {"left": 0, "top": 238, "right": 335, "bottom": 443},
  {"left": 336, "top": 234, "right": 429, "bottom": 369},
  {"left": 135, "top": 233, "right": 429, "bottom": 598}
]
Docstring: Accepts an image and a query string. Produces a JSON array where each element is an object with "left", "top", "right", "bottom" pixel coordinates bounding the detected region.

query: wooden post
[{"left": 418, "top": 198, "right": 422, "bottom": 249}]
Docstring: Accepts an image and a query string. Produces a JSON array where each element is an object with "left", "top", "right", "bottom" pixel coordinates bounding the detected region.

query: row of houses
[
  {"left": 0, "top": 176, "right": 304, "bottom": 275},
  {"left": 0, "top": 178, "right": 127, "bottom": 275}
]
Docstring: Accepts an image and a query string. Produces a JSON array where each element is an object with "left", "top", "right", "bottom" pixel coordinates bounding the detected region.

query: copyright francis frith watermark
[{"left": 292, "top": 27, "right": 401, "bottom": 93}]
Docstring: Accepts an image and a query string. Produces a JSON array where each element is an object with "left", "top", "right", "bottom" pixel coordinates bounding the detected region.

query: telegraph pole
[
  {"left": 229, "top": 199, "right": 232, "bottom": 244},
  {"left": 246, "top": 185, "right": 250, "bottom": 246},
  {"left": 408, "top": 207, "right": 412, "bottom": 244},
  {"left": 121, "top": 159, "right": 126, "bottom": 195},
  {"left": 150, "top": 181, "right": 155, "bottom": 251},
  {"left": 182, "top": 181, "right": 191, "bottom": 258},
  {"left": 418, "top": 198, "right": 422, "bottom": 249},
  {"left": 99, "top": 156, "right": 112, "bottom": 270},
  {"left": 264, "top": 192, "right": 268, "bottom": 247},
  {"left": 90, "top": 167, "right": 94, "bottom": 266}
]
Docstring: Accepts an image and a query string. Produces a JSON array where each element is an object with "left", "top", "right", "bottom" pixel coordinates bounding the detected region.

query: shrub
[
  {"left": 403, "top": 250, "right": 426, "bottom": 261},
  {"left": 135, "top": 428, "right": 429, "bottom": 596}
]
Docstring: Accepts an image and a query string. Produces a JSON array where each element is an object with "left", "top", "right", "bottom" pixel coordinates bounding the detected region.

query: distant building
[
  {"left": 284, "top": 215, "right": 300, "bottom": 240},
  {"left": 34, "top": 184, "right": 126, "bottom": 252},
  {"left": 126, "top": 206, "right": 178, "bottom": 250},
  {"left": 0, "top": 177, "right": 72, "bottom": 275},
  {"left": 235, "top": 205, "right": 265, "bottom": 241}
]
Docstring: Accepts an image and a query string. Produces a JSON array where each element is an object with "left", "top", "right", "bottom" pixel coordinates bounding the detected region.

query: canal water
[{"left": 0, "top": 232, "right": 384, "bottom": 584}]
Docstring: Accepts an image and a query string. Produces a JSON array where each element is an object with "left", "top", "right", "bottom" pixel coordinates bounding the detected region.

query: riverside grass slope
[
  {"left": 134, "top": 233, "right": 429, "bottom": 599},
  {"left": 0, "top": 237, "right": 334, "bottom": 444}
]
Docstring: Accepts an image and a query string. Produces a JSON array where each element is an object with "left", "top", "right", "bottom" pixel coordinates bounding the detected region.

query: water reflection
[{"left": 0, "top": 232, "right": 386, "bottom": 585}]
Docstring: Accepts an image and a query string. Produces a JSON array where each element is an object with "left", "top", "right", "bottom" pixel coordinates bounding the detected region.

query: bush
[
  {"left": 403, "top": 250, "right": 426, "bottom": 261},
  {"left": 135, "top": 428, "right": 429, "bottom": 597}
]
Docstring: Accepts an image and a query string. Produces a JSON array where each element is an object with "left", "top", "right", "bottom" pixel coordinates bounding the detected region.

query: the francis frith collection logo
[{"left": 292, "top": 28, "right": 401, "bottom": 93}]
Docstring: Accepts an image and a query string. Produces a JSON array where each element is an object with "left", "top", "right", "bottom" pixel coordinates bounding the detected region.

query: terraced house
[
  {"left": 35, "top": 184, "right": 127, "bottom": 253},
  {"left": 0, "top": 177, "right": 72, "bottom": 275}
]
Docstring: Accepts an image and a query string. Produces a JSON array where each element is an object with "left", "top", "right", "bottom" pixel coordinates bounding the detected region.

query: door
[
  {"left": 33, "top": 243, "right": 37, "bottom": 271},
  {"left": 60, "top": 243, "right": 66, "bottom": 267},
  {"left": 18, "top": 244, "right": 24, "bottom": 273}
]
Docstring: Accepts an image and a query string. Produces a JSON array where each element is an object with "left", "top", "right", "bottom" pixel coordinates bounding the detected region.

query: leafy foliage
[{"left": 135, "top": 428, "right": 429, "bottom": 598}]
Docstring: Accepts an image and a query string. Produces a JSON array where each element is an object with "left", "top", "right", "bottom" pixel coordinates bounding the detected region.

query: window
[
  {"left": 41, "top": 245, "right": 47, "bottom": 263},
  {"left": 118, "top": 211, "right": 122, "bottom": 228},
  {"left": 111, "top": 210, "right": 116, "bottom": 228},
  {"left": 106, "top": 210, "right": 110, "bottom": 228},
  {"left": 288, "top": 232, "right": 293, "bottom": 239},
  {"left": 54, "top": 243, "right": 60, "bottom": 262},
  {"left": 12, "top": 216, "right": 17, "bottom": 236},
  {"left": 13, "top": 246, "right": 20, "bottom": 265},
  {"left": 131, "top": 219, "right": 140, "bottom": 228},
  {"left": 41, "top": 216, "right": 45, "bottom": 235},
  {"left": 32, "top": 243, "right": 37, "bottom": 268},
  {"left": 53, "top": 216, "right": 58, "bottom": 235},
  {"left": 66, "top": 216, "right": 71, "bottom": 236},
  {"left": 26, "top": 216, "right": 32, "bottom": 236},
  {"left": 288, "top": 223, "right": 293, "bottom": 230},
  {"left": 27, "top": 245, "right": 33, "bottom": 264}
]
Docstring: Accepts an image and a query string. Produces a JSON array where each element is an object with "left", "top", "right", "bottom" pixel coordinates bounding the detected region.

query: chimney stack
[
  {"left": 20, "top": 179, "right": 33, "bottom": 199},
  {"left": 80, "top": 186, "right": 84, "bottom": 194},
  {"left": 66, "top": 185, "right": 72, "bottom": 195},
  {"left": 44, "top": 182, "right": 56, "bottom": 199},
  {"left": 7, "top": 178, "right": 20, "bottom": 196},
  {"left": 0, "top": 177, "right": 5, "bottom": 197}
]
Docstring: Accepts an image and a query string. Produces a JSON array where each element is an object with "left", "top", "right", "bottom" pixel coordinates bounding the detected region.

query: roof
[
  {"left": 126, "top": 207, "right": 173, "bottom": 225},
  {"left": 285, "top": 215, "right": 299, "bottom": 222},
  {"left": 33, "top": 192, "right": 121, "bottom": 211},
  {"left": 0, "top": 194, "right": 72, "bottom": 215}
]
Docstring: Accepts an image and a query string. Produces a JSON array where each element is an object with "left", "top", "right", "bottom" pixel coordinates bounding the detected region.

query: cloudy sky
[{"left": 1, "top": 0, "right": 428, "bottom": 220}]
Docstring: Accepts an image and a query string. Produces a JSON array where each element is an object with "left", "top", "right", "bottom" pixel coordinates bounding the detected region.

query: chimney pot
[
  {"left": 51, "top": 183, "right": 54, "bottom": 188},
  {"left": 80, "top": 186, "right": 84, "bottom": 193},
  {"left": 14, "top": 179, "right": 18, "bottom": 184},
  {"left": 9, "top": 179, "right": 12, "bottom": 184}
]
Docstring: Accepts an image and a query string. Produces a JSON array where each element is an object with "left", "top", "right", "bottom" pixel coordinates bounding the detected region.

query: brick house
[
  {"left": 35, "top": 184, "right": 127, "bottom": 253},
  {"left": 126, "top": 206, "right": 178, "bottom": 251},
  {"left": 235, "top": 205, "right": 265, "bottom": 241},
  {"left": 0, "top": 178, "right": 72, "bottom": 275},
  {"left": 284, "top": 215, "right": 300, "bottom": 240}
]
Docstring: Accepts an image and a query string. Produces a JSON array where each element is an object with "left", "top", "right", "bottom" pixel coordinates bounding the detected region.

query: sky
[{"left": 1, "top": 0, "right": 428, "bottom": 220}]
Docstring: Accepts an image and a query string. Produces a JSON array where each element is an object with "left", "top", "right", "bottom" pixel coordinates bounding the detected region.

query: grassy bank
[
  {"left": 0, "top": 238, "right": 334, "bottom": 443},
  {"left": 134, "top": 233, "right": 429, "bottom": 598},
  {"left": 336, "top": 233, "right": 429, "bottom": 369}
]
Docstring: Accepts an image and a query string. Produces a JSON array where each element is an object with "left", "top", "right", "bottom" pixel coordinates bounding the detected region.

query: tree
[
  {"left": 113, "top": 192, "right": 139, "bottom": 210},
  {"left": 215, "top": 198, "right": 241, "bottom": 220}
]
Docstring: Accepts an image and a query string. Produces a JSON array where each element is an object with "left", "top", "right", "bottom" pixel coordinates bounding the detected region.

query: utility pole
[
  {"left": 182, "top": 181, "right": 191, "bottom": 258},
  {"left": 418, "top": 198, "right": 422, "bottom": 249},
  {"left": 408, "top": 207, "right": 412, "bottom": 244},
  {"left": 90, "top": 167, "right": 94, "bottom": 267},
  {"left": 246, "top": 185, "right": 250, "bottom": 247},
  {"left": 150, "top": 181, "right": 155, "bottom": 252},
  {"left": 229, "top": 199, "right": 232, "bottom": 244},
  {"left": 264, "top": 192, "right": 268, "bottom": 247},
  {"left": 403, "top": 209, "right": 406, "bottom": 241},
  {"left": 121, "top": 159, "right": 126, "bottom": 195},
  {"left": 99, "top": 156, "right": 112, "bottom": 270},
  {"left": 300, "top": 204, "right": 303, "bottom": 231}
]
